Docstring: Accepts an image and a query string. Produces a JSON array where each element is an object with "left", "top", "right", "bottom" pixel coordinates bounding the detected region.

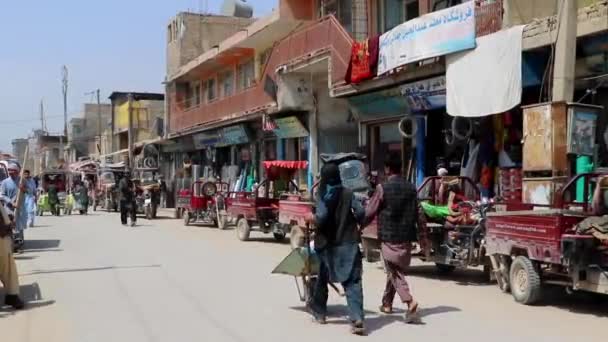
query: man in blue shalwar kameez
[
  {"left": 0, "top": 164, "right": 28, "bottom": 251},
  {"left": 309, "top": 163, "right": 366, "bottom": 335},
  {"left": 23, "top": 170, "right": 37, "bottom": 228}
]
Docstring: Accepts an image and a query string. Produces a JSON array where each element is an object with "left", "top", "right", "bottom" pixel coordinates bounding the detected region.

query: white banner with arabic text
[{"left": 378, "top": 1, "right": 476, "bottom": 75}]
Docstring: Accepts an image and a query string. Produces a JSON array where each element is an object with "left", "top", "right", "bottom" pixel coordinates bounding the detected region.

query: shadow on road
[
  {"left": 533, "top": 286, "right": 608, "bottom": 318},
  {"left": 24, "top": 239, "right": 61, "bottom": 250},
  {"left": 22, "top": 248, "right": 63, "bottom": 254},
  {"left": 21, "top": 264, "right": 162, "bottom": 276},
  {"left": 246, "top": 236, "right": 290, "bottom": 246},
  {"left": 14, "top": 255, "right": 38, "bottom": 261},
  {"left": 407, "top": 265, "right": 491, "bottom": 287},
  {"left": 291, "top": 304, "right": 461, "bottom": 334},
  {"left": 0, "top": 283, "right": 55, "bottom": 318}
]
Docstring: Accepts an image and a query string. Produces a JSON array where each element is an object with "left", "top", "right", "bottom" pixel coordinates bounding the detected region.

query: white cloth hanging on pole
[{"left": 446, "top": 26, "right": 525, "bottom": 117}]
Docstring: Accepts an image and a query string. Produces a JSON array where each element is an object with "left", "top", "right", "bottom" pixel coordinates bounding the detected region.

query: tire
[
  {"left": 435, "top": 263, "right": 456, "bottom": 275},
  {"left": 183, "top": 210, "right": 191, "bottom": 226},
  {"left": 236, "top": 218, "right": 251, "bottom": 241},
  {"left": 452, "top": 116, "right": 473, "bottom": 140},
  {"left": 145, "top": 207, "right": 152, "bottom": 220},
  {"left": 509, "top": 256, "right": 542, "bottom": 305},
  {"left": 273, "top": 231, "right": 286, "bottom": 242},
  {"left": 290, "top": 225, "right": 305, "bottom": 249},
  {"left": 151, "top": 204, "right": 157, "bottom": 219}
]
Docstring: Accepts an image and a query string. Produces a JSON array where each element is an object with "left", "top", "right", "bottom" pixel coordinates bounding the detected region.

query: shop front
[
  {"left": 192, "top": 123, "right": 257, "bottom": 192},
  {"left": 262, "top": 114, "right": 310, "bottom": 190}
]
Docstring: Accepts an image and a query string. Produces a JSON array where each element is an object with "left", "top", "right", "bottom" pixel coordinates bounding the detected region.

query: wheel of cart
[
  {"left": 227, "top": 160, "right": 308, "bottom": 243},
  {"left": 182, "top": 180, "right": 229, "bottom": 229}
]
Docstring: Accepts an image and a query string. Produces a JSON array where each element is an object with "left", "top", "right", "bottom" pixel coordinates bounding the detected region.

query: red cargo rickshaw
[
  {"left": 227, "top": 160, "right": 308, "bottom": 242},
  {"left": 182, "top": 180, "right": 229, "bottom": 229}
]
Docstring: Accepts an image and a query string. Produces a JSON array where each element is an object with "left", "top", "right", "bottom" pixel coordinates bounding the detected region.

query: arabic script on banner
[{"left": 378, "top": 1, "right": 476, "bottom": 75}]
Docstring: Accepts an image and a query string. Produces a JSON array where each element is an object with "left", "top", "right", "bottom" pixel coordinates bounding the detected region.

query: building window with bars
[
  {"left": 237, "top": 60, "right": 255, "bottom": 91},
  {"left": 205, "top": 78, "right": 216, "bottom": 102},
  {"left": 375, "top": 0, "right": 419, "bottom": 34},
  {"left": 219, "top": 70, "right": 234, "bottom": 98}
]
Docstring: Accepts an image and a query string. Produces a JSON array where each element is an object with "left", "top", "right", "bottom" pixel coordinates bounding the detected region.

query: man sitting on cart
[{"left": 309, "top": 163, "right": 366, "bottom": 335}]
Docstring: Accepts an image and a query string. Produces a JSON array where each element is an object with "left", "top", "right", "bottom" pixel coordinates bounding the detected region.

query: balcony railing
[
  {"left": 261, "top": 15, "right": 353, "bottom": 86},
  {"left": 169, "top": 15, "right": 353, "bottom": 135},
  {"left": 170, "top": 85, "right": 272, "bottom": 134}
]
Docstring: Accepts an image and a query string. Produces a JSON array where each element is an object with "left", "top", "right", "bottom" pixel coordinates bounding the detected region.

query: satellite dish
[{"left": 221, "top": 0, "right": 253, "bottom": 18}]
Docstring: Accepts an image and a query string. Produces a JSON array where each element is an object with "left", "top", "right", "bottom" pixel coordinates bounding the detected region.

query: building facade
[{"left": 162, "top": 0, "right": 608, "bottom": 204}]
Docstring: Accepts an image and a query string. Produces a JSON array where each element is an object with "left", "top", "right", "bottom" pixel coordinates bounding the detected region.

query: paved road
[{"left": 1, "top": 211, "right": 606, "bottom": 342}]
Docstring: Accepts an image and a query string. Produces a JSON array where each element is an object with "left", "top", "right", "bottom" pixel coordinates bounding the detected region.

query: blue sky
[{"left": 0, "top": 0, "right": 276, "bottom": 152}]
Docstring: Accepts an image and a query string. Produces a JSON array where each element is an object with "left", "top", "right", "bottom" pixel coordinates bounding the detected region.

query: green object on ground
[
  {"left": 272, "top": 247, "right": 320, "bottom": 277},
  {"left": 421, "top": 201, "right": 450, "bottom": 220}
]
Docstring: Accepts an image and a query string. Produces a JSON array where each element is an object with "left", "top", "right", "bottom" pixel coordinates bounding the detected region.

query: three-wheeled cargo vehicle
[
  {"left": 182, "top": 180, "right": 229, "bottom": 228},
  {"left": 228, "top": 160, "right": 308, "bottom": 242},
  {"left": 486, "top": 173, "right": 608, "bottom": 305}
]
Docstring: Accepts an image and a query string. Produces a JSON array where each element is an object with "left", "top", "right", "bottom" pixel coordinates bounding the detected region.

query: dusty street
[{"left": 1, "top": 211, "right": 606, "bottom": 342}]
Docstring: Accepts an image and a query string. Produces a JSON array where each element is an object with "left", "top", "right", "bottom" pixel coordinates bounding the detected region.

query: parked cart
[
  {"left": 227, "top": 160, "right": 307, "bottom": 242},
  {"left": 182, "top": 180, "right": 229, "bottom": 228},
  {"left": 486, "top": 172, "right": 608, "bottom": 305}
]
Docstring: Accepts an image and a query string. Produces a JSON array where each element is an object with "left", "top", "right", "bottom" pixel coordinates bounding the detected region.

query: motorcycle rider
[{"left": 118, "top": 171, "right": 136, "bottom": 227}]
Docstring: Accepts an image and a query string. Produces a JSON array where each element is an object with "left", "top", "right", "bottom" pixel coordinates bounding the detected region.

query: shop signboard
[
  {"left": 378, "top": 1, "right": 476, "bottom": 75},
  {"left": 193, "top": 131, "right": 222, "bottom": 149},
  {"left": 220, "top": 125, "right": 250, "bottom": 146},
  {"left": 274, "top": 116, "right": 309, "bottom": 139},
  {"left": 400, "top": 76, "right": 446, "bottom": 112}
]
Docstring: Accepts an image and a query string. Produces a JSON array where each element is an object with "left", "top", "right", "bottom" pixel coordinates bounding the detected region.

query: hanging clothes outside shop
[
  {"left": 346, "top": 35, "right": 380, "bottom": 84},
  {"left": 446, "top": 26, "right": 525, "bottom": 117}
]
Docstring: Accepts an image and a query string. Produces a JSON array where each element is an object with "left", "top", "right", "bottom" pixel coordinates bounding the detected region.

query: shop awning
[
  {"left": 348, "top": 87, "right": 409, "bottom": 121},
  {"left": 263, "top": 160, "right": 308, "bottom": 170},
  {"left": 446, "top": 26, "right": 525, "bottom": 117}
]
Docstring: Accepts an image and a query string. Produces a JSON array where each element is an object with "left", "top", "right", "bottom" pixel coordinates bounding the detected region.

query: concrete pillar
[
  {"left": 308, "top": 108, "right": 319, "bottom": 190},
  {"left": 552, "top": 0, "right": 578, "bottom": 102},
  {"left": 415, "top": 117, "right": 426, "bottom": 186},
  {"left": 419, "top": 0, "right": 431, "bottom": 15}
]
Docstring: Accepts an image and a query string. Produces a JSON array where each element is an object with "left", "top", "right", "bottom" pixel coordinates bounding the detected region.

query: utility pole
[
  {"left": 61, "top": 65, "right": 68, "bottom": 161},
  {"left": 39, "top": 99, "right": 47, "bottom": 132},
  {"left": 127, "top": 93, "right": 134, "bottom": 170},
  {"left": 96, "top": 89, "right": 101, "bottom": 137},
  {"left": 552, "top": 0, "right": 578, "bottom": 102}
]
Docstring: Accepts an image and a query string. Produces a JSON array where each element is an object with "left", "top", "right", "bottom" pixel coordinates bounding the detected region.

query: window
[
  {"left": 167, "top": 24, "right": 172, "bottom": 42},
  {"left": 182, "top": 81, "right": 201, "bottom": 108},
  {"left": 205, "top": 78, "right": 216, "bottom": 102},
  {"left": 376, "top": 0, "right": 419, "bottom": 34},
  {"left": 237, "top": 60, "right": 255, "bottom": 91},
  {"left": 432, "top": 0, "right": 462, "bottom": 11},
  {"left": 192, "top": 81, "right": 201, "bottom": 106},
  {"left": 219, "top": 70, "right": 234, "bottom": 98},
  {"left": 320, "top": 0, "right": 353, "bottom": 34},
  {"left": 260, "top": 49, "right": 272, "bottom": 69}
]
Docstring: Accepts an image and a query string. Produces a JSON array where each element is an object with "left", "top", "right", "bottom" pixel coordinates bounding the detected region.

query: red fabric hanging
[{"left": 346, "top": 35, "right": 380, "bottom": 84}]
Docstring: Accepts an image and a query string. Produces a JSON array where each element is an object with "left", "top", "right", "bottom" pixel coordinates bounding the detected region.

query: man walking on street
[
  {"left": 23, "top": 170, "right": 37, "bottom": 228},
  {"left": 119, "top": 172, "right": 136, "bottom": 226},
  {"left": 0, "top": 202, "right": 25, "bottom": 310},
  {"left": 0, "top": 164, "right": 28, "bottom": 251},
  {"left": 366, "top": 154, "right": 420, "bottom": 323},
  {"left": 309, "top": 163, "right": 366, "bottom": 335}
]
